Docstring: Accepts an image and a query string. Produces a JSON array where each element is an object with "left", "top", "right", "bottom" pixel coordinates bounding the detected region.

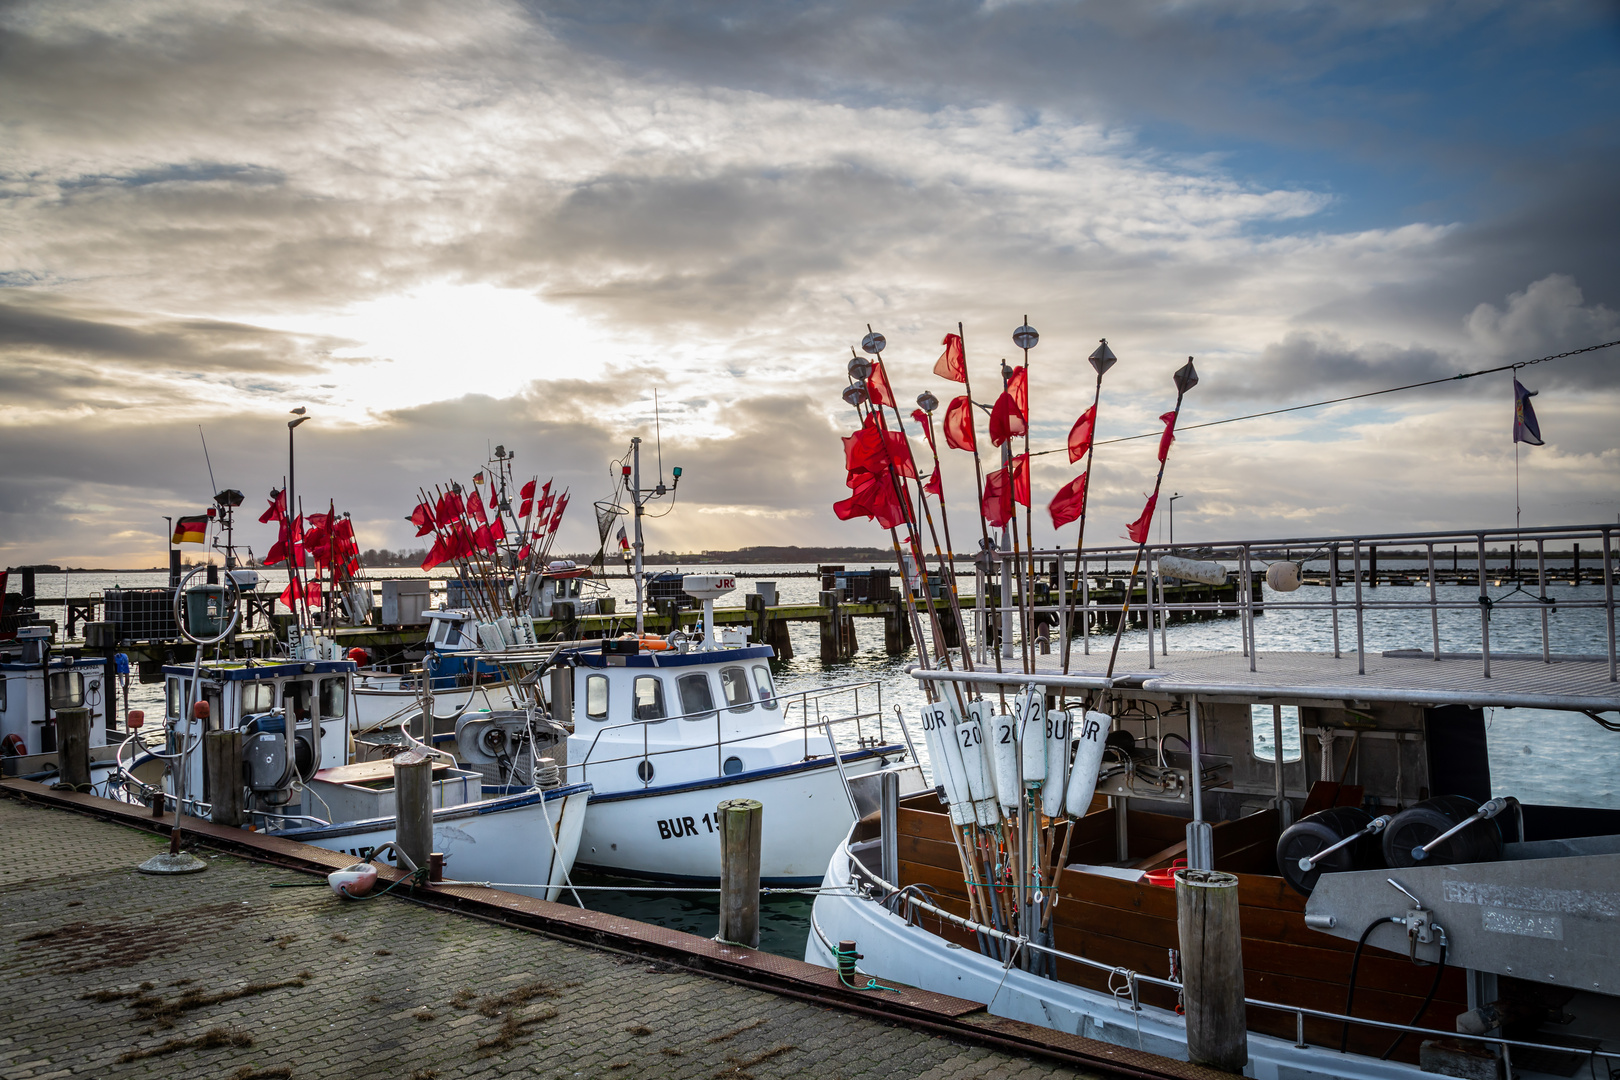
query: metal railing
[
  {"left": 570, "top": 679, "right": 894, "bottom": 787},
  {"left": 842, "top": 852, "right": 1620, "bottom": 1072},
  {"left": 968, "top": 523, "right": 1617, "bottom": 683}
]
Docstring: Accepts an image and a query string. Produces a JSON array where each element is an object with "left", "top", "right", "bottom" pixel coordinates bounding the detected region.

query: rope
[
  {"left": 833, "top": 941, "right": 901, "bottom": 993},
  {"left": 1028, "top": 338, "right": 1620, "bottom": 457}
]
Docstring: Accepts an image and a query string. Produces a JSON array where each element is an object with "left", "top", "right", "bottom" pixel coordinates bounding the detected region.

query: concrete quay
[{"left": 0, "top": 785, "right": 1214, "bottom": 1080}]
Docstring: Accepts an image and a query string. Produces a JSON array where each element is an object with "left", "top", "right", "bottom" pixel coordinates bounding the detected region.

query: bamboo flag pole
[
  {"left": 912, "top": 397, "right": 975, "bottom": 673},
  {"left": 1014, "top": 319, "right": 1039, "bottom": 675},
  {"left": 955, "top": 323, "right": 1006, "bottom": 679},
  {"left": 1104, "top": 358, "right": 1199, "bottom": 680},
  {"left": 1060, "top": 340, "right": 1117, "bottom": 674}
]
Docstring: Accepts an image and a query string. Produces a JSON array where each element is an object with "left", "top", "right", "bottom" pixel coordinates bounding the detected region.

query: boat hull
[
  {"left": 577, "top": 755, "right": 926, "bottom": 884},
  {"left": 284, "top": 784, "right": 590, "bottom": 903}
]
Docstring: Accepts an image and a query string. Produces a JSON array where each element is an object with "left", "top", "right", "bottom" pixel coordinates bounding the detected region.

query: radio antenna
[
  {"left": 654, "top": 389, "right": 665, "bottom": 484},
  {"left": 199, "top": 425, "right": 219, "bottom": 496}
]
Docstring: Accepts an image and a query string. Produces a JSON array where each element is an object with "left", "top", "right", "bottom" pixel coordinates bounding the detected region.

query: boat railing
[
  {"left": 968, "top": 522, "right": 1617, "bottom": 682},
  {"left": 842, "top": 853, "right": 1619, "bottom": 1072},
  {"left": 572, "top": 678, "right": 894, "bottom": 786}
]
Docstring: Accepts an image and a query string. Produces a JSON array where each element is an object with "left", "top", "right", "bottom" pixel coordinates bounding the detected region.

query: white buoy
[
  {"left": 1019, "top": 687, "right": 1046, "bottom": 787},
  {"left": 1159, "top": 555, "right": 1230, "bottom": 585},
  {"left": 1043, "top": 709, "right": 1071, "bottom": 819},
  {"left": 1065, "top": 710, "right": 1112, "bottom": 818},
  {"left": 921, "top": 702, "right": 974, "bottom": 826},
  {"left": 953, "top": 699, "right": 999, "bottom": 827},
  {"left": 1266, "top": 561, "right": 1303, "bottom": 592},
  {"left": 989, "top": 704, "right": 1020, "bottom": 815},
  {"left": 965, "top": 700, "right": 1002, "bottom": 825}
]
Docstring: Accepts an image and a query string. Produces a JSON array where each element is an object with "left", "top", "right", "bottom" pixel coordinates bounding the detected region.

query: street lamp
[{"left": 1167, "top": 492, "right": 1184, "bottom": 548}]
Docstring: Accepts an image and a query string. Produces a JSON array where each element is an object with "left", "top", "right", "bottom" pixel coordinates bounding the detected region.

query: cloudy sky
[{"left": 3, "top": 0, "right": 1617, "bottom": 568}]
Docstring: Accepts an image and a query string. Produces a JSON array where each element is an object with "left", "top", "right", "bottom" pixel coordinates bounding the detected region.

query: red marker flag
[
  {"left": 1010, "top": 453, "right": 1029, "bottom": 507},
  {"left": 934, "top": 333, "right": 967, "bottom": 383},
  {"left": 1067, "top": 405, "right": 1096, "bottom": 464},
  {"left": 1049, "top": 473, "right": 1088, "bottom": 528},
  {"left": 924, "top": 468, "right": 943, "bottom": 497},
  {"left": 988, "top": 392, "right": 1026, "bottom": 447},
  {"left": 409, "top": 501, "right": 435, "bottom": 536},
  {"left": 1156, "top": 410, "right": 1178, "bottom": 463},
  {"left": 520, "top": 479, "right": 537, "bottom": 501},
  {"left": 1008, "top": 365, "right": 1027, "bottom": 414},
  {"left": 911, "top": 408, "right": 937, "bottom": 451},
  {"left": 258, "top": 488, "right": 286, "bottom": 525},
  {"left": 1126, "top": 494, "right": 1158, "bottom": 544},
  {"left": 835, "top": 470, "right": 908, "bottom": 529},
  {"left": 943, "top": 395, "right": 976, "bottom": 452},
  {"left": 981, "top": 467, "right": 1013, "bottom": 528},
  {"left": 867, "top": 359, "right": 896, "bottom": 408},
  {"left": 842, "top": 413, "right": 916, "bottom": 479},
  {"left": 434, "top": 491, "right": 464, "bottom": 527},
  {"left": 467, "top": 489, "right": 488, "bottom": 525}
]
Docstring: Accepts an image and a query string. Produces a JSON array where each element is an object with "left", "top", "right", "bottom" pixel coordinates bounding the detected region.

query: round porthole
[
  {"left": 637, "top": 760, "right": 655, "bottom": 783},
  {"left": 722, "top": 756, "right": 744, "bottom": 776}
]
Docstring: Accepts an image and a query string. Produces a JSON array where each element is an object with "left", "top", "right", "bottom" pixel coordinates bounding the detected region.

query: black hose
[
  {"left": 1382, "top": 939, "right": 1447, "bottom": 1060},
  {"left": 1341, "top": 916, "right": 1402, "bottom": 1053}
]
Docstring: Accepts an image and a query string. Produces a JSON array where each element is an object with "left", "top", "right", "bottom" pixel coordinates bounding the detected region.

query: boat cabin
[{"left": 0, "top": 626, "right": 114, "bottom": 762}]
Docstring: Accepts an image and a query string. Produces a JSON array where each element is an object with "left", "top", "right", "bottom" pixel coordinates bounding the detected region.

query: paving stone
[{"left": 0, "top": 797, "right": 1098, "bottom": 1079}]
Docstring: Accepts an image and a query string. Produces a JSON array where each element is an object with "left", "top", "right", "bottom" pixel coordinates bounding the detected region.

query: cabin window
[
  {"left": 283, "top": 680, "right": 314, "bottom": 723},
  {"left": 720, "top": 667, "right": 753, "bottom": 713},
  {"left": 320, "top": 678, "right": 347, "bottom": 719},
  {"left": 47, "top": 670, "right": 84, "bottom": 710},
  {"left": 752, "top": 665, "right": 777, "bottom": 710},
  {"left": 633, "top": 675, "right": 667, "bottom": 722},
  {"left": 202, "top": 685, "right": 223, "bottom": 729},
  {"left": 166, "top": 677, "right": 182, "bottom": 720},
  {"left": 1250, "top": 705, "right": 1302, "bottom": 763},
  {"left": 585, "top": 674, "right": 609, "bottom": 720},
  {"left": 242, "top": 682, "right": 275, "bottom": 715},
  {"left": 677, "top": 673, "right": 716, "bottom": 722}
]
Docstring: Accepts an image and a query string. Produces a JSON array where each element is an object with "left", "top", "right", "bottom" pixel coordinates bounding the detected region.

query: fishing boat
[
  {"left": 0, "top": 622, "right": 119, "bottom": 781},
  {"left": 804, "top": 325, "right": 1620, "bottom": 1078}
]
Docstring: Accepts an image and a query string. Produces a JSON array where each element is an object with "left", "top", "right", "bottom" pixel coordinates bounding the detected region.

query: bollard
[
  {"left": 716, "top": 797, "right": 763, "bottom": 948},
  {"left": 54, "top": 707, "right": 92, "bottom": 791},
  {"left": 1175, "top": 868, "right": 1248, "bottom": 1072},
  {"left": 393, "top": 750, "right": 434, "bottom": 876},
  {"left": 204, "top": 729, "right": 246, "bottom": 827}
]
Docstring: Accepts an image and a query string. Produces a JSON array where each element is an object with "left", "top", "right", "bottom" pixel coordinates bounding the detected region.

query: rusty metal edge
[{"left": 0, "top": 779, "right": 1228, "bottom": 1080}]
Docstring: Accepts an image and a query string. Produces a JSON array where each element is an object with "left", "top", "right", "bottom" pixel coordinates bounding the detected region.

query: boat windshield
[
  {"left": 752, "top": 665, "right": 777, "bottom": 710},
  {"left": 719, "top": 666, "right": 753, "bottom": 713},
  {"left": 677, "top": 672, "right": 716, "bottom": 722},
  {"left": 633, "top": 675, "right": 666, "bottom": 722}
]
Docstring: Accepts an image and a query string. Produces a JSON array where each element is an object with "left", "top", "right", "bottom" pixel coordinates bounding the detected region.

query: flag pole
[
  {"left": 1016, "top": 318, "right": 1039, "bottom": 675},
  {"left": 912, "top": 400, "right": 975, "bottom": 674},
  {"left": 1061, "top": 339, "right": 1116, "bottom": 674},
  {"left": 1104, "top": 358, "right": 1198, "bottom": 680},
  {"left": 957, "top": 323, "right": 1003, "bottom": 677}
]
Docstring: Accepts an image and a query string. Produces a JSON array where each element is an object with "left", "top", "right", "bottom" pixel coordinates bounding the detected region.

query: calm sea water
[{"left": 40, "top": 560, "right": 1617, "bottom": 956}]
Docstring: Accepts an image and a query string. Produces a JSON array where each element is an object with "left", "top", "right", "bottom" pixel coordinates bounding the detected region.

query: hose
[
  {"left": 1341, "top": 916, "right": 1402, "bottom": 1053},
  {"left": 1381, "top": 936, "right": 1447, "bottom": 1060}
]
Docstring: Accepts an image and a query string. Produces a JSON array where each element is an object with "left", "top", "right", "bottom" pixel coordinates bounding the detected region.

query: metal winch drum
[
  {"left": 1382, "top": 794, "right": 1504, "bottom": 869},
  {"left": 1276, "top": 806, "right": 1385, "bottom": 897}
]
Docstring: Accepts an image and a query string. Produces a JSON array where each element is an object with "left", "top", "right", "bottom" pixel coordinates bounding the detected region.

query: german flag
[{"left": 171, "top": 515, "right": 209, "bottom": 545}]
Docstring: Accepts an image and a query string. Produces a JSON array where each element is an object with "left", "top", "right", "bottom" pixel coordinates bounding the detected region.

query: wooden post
[
  {"left": 54, "top": 707, "right": 92, "bottom": 790},
  {"left": 884, "top": 604, "right": 906, "bottom": 655},
  {"left": 1369, "top": 543, "right": 1378, "bottom": 588},
  {"left": 1176, "top": 868, "right": 1248, "bottom": 1072},
  {"left": 716, "top": 797, "right": 763, "bottom": 948},
  {"left": 393, "top": 750, "right": 433, "bottom": 875},
  {"left": 766, "top": 617, "right": 793, "bottom": 661},
  {"left": 746, "top": 593, "right": 766, "bottom": 646},
  {"left": 205, "top": 729, "right": 245, "bottom": 827},
  {"left": 819, "top": 590, "right": 840, "bottom": 663}
]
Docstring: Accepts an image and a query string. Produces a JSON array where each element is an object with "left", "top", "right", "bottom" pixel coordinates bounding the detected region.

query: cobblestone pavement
[{"left": 0, "top": 797, "right": 1097, "bottom": 1079}]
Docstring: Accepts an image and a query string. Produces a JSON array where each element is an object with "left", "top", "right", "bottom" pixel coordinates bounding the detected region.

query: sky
[{"left": 2, "top": 0, "right": 1617, "bottom": 568}]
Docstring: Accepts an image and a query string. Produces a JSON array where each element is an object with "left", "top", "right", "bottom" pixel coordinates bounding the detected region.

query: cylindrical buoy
[
  {"left": 1018, "top": 688, "right": 1046, "bottom": 787},
  {"left": 990, "top": 706, "right": 1020, "bottom": 815},
  {"left": 953, "top": 699, "right": 998, "bottom": 827},
  {"left": 1176, "top": 868, "right": 1248, "bottom": 1072},
  {"left": 1160, "top": 555, "right": 1230, "bottom": 586},
  {"left": 1042, "top": 710, "right": 1070, "bottom": 818},
  {"left": 920, "top": 704, "right": 973, "bottom": 826},
  {"left": 1065, "top": 710, "right": 1110, "bottom": 818},
  {"left": 328, "top": 861, "right": 379, "bottom": 898}
]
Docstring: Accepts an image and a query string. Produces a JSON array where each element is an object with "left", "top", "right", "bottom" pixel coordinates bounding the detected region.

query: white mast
[{"left": 632, "top": 436, "right": 645, "bottom": 637}]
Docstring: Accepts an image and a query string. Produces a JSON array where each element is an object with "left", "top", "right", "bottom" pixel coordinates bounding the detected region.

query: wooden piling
[
  {"left": 204, "top": 729, "right": 245, "bottom": 827},
  {"left": 819, "top": 590, "right": 840, "bottom": 663},
  {"left": 393, "top": 750, "right": 433, "bottom": 875},
  {"left": 54, "top": 707, "right": 92, "bottom": 791},
  {"left": 1175, "top": 868, "right": 1248, "bottom": 1072},
  {"left": 716, "top": 797, "right": 763, "bottom": 948}
]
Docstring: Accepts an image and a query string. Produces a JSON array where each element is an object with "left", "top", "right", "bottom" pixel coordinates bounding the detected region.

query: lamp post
[
  {"left": 286, "top": 409, "right": 308, "bottom": 630},
  {"left": 1167, "top": 492, "right": 1184, "bottom": 548}
]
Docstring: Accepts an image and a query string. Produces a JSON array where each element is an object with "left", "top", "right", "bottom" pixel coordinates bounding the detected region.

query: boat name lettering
[{"left": 656, "top": 813, "right": 718, "bottom": 840}]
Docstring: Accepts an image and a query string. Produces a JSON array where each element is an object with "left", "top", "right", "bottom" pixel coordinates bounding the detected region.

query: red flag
[
  {"left": 1126, "top": 494, "right": 1158, "bottom": 544},
  {"left": 467, "top": 489, "right": 488, "bottom": 524},
  {"left": 305, "top": 580, "right": 323, "bottom": 609},
  {"left": 1010, "top": 453, "right": 1029, "bottom": 507},
  {"left": 548, "top": 493, "right": 569, "bottom": 534},
  {"left": 988, "top": 392, "right": 1026, "bottom": 446},
  {"left": 278, "top": 580, "right": 299, "bottom": 612},
  {"left": 518, "top": 542, "right": 532, "bottom": 561},
  {"left": 434, "top": 491, "right": 464, "bottom": 526},
  {"left": 842, "top": 413, "right": 916, "bottom": 479},
  {"left": 910, "top": 408, "right": 937, "bottom": 451},
  {"left": 943, "top": 395, "right": 976, "bottom": 452},
  {"left": 1067, "top": 405, "right": 1096, "bottom": 464},
  {"left": 473, "top": 524, "right": 494, "bottom": 554},
  {"left": 519, "top": 499, "right": 533, "bottom": 518},
  {"left": 258, "top": 488, "right": 286, "bottom": 524},
  {"left": 924, "top": 469, "right": 943, "bottom": 497},
  {"left": 421, "top": 536, "right": 449, "bottom": 571},
  {"left": 1049, "top": 472, "right": 1087, "bottom": 528},
  {"left": 981, "top": 467, "right": 1013, "bottom": 528},
  {"left": 488, "top": 515, "right": 506, "bottom": 543},
  {"left": 834, "top": 470, "right": 908, "bottom": 529},
  {"left": 520, "top": 479, "right": 537, "bottom": 501},
  {"left": 934, "top": 333, "right": 967, "bottom": 383},
  {"left": 409, "top": 501, "right": 434, "bottom": 537},
  {"left": 867, "top": 359, "right": 895, "bottom": 408},
  {"left": 1008, "top": 365, "right": 1027, "bottom": 414},
  {"left": 1156, "top": 410, "right": 1178, "bottom": 463}
]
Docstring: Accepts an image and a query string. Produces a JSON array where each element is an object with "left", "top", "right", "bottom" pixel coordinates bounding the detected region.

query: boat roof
[
  {"left": 161, "top": 659, "right": 356, "bottom": 681},
  {"left": 917, "top": 648, "right": 1620, "bottom": 711},
  {"left": 571, "top": 645, "right": 773, "bottom": 669}
]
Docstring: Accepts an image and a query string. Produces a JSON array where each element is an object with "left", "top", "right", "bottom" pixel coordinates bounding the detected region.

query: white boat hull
[
  {"left": 577, "top": 754, "right": 926, "bottom": 884},
  {"left": 806, "top": 833, "right": 1435, "bottom": 1080},
  {"left": 284, "top": 784, "right": 591, "bottom": 903},
  {"left": 350, "top": 681, "right": 520, "bottom": 734}
]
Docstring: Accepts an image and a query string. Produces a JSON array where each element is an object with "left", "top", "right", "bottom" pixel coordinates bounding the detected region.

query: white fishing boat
[{"left": 0, "top": 623, "right": 118, "bottom": 781}]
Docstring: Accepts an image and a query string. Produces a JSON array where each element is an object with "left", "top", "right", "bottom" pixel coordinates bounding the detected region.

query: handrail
[{"left": 841, "top": 853, "right": 1620, "bottom": 1068}]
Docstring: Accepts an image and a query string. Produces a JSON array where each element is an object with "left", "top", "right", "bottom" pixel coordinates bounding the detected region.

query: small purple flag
[{"left": 1513, "top": 379, "right": 1544, "bottom": 446}]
